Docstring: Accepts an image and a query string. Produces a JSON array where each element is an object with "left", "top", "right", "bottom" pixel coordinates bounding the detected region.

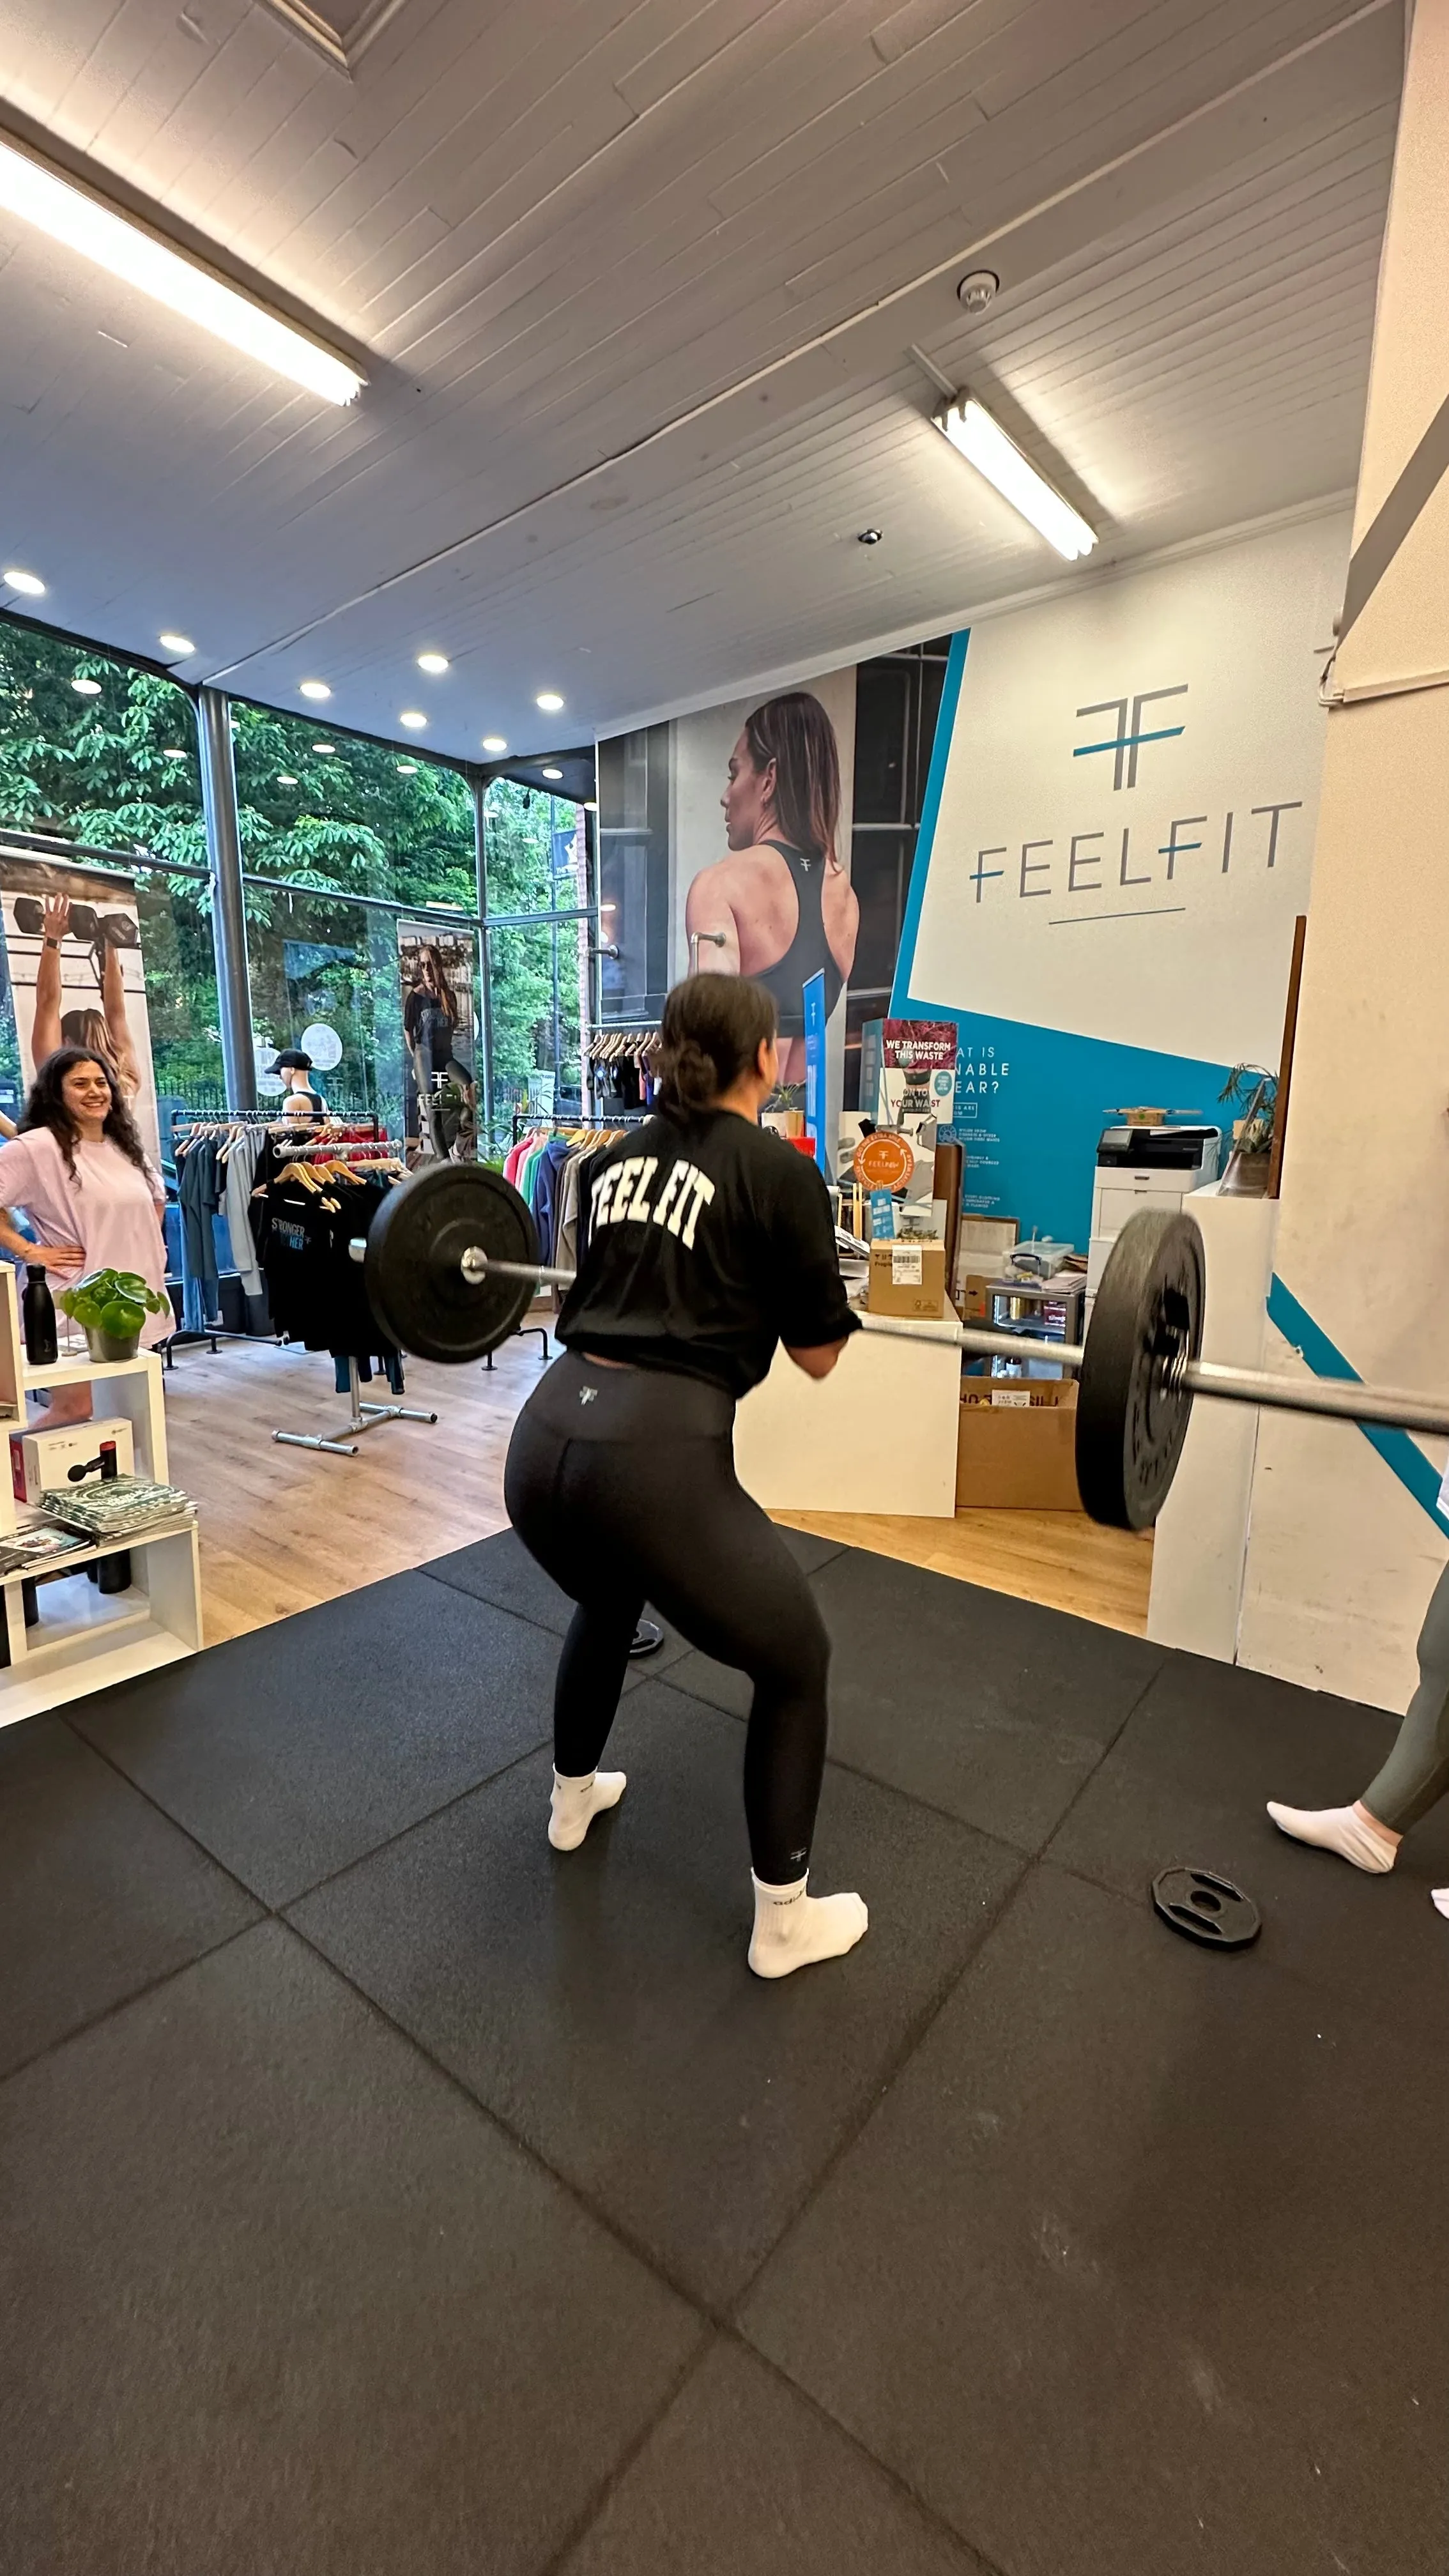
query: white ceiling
[{"left": 0, "top": 0, "right": 1403, "bottom": 756}]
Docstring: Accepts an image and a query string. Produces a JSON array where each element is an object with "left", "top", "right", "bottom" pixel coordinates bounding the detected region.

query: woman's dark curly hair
[{"left": 20, "top": 1047, "right": 151, "bottom": 1183}]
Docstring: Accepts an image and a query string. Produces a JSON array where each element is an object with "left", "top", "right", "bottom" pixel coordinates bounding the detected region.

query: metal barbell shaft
[
  {"left": 349, "top": 1236, "right": 1449, "bottom": 1440},
  {"left": 1182, "top": 1357, "right": 1449, "bottom": 1441}
]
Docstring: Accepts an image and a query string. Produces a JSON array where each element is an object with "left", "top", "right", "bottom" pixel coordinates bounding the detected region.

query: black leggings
[{"left": 503, "top": 1352, "right": 831, "bottom": 1882}]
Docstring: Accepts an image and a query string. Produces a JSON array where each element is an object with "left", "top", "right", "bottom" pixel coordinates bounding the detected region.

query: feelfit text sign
[{"left": 966, "top": 799, "right": 1303, "bottom": 904}]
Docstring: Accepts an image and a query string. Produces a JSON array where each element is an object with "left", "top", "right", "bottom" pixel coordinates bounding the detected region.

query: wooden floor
[{"left": 162, "top": 1335, "right": 1154, "bottom": 1647}]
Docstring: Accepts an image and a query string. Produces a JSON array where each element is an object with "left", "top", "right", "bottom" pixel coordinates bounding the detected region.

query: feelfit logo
[
  {"left": 1073, "top": 684, "right": 1187, "bottom": 790},
  {"left": 963, "top": 669, "right": 1302, "bottom": 906}
]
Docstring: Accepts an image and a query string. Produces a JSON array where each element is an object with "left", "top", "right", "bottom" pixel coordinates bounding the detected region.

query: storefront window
[
  {"left": 0, "top": 618, "right": 224, "bottom": 1121},
  {"left": 232, "top": 703, "right": 476, "bottom": 911},
  {"left": 243, "top": 884, "right": 404, "bottom": 1131},
  {"left": 481, "top": 781, "right": 590, "bottom": 1146}
]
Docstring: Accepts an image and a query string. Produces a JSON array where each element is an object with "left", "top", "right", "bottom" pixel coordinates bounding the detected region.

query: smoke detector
[{"left": 957, "top": 270, "right": 999, "bottom": 313}]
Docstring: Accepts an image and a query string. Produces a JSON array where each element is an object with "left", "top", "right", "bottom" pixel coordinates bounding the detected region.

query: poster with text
[
  {"left": 0, "top": 850, "right": 161, "bottom": 1163},
  {"left": 398, "top": 919, "right": 478, "bottom": 1162}
]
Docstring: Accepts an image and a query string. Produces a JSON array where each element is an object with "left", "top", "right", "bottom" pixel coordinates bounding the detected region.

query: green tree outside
[{"left": 0, "top": 618, "right": 583, "bottom": 1142}]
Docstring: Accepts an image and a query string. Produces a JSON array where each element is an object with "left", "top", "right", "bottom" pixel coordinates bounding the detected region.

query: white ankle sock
[
  {"left": 548, "top": 1768, "right": 627, "bottom": 1852},
  {"left": 747, "top": 1871, "right": 869, "bottom": 1980},
  {"left": 1266, "top": 1800, "right": 1397, "bottom": 1873}
]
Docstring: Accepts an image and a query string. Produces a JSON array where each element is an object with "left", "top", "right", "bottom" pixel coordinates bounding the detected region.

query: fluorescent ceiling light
[
  {"left": 481, "top": 734, "right": 507, "bottom": 753},
  {"left": 4, "top": 567, "right": 47, "bottom": 597},
  {"left": 541, "top": 766, "right": 564, "bottom": 782},
  {"left": 300, "top": 678, "right": 331, "bottom": 700},
  {"left": 416, "top": 652, "right": 448, "bottom": 675},
  {"left": 158, "top": 631, "right": 194, "bottom": 654},
  {"left": 934, "top": 396, "right": 1095, "bottom": 561},
  {"left": 71, "top": 676, "right": 102, "bottom": 695},
  {"left": 535, "top": 691, "right": 564, "bottom": 713},
  {"left": 0, "top": 132, "right": 364, "bottom": 405}
]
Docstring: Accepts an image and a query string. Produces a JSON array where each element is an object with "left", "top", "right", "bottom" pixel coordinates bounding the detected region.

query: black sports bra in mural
[{"left": 753, "top": 841, "right": 842, "bottom": 1039}]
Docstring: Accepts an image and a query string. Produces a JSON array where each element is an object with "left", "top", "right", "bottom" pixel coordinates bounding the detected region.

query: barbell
[{"left": 349, "top": 1164, "right": 1449, "bottom": 1531}]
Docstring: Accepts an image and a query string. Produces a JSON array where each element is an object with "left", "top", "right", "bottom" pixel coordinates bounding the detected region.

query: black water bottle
[
  {"left": 95, "top": 1440, "right": 132, "bottom": 1596},
  {"left": 22, "top": 1264, "right": 57, "bottom": 1367}
]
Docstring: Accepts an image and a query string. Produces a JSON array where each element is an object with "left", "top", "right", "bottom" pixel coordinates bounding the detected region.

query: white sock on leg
[
  {"left": 747, "top": 1871, "right": 868, "bottom": 1979},
  {"left": 1265, "top": 1800, "right": 1398, "bottom": 1873},
  {"left": 549, "top": 1768, "right": 627, "bottom": 1852}
]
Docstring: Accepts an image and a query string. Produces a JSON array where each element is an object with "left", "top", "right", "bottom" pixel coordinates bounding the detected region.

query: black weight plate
[
  {"left": 362, "top": 1165, "right": 540, "bottom": 1364},
  {"left": 1075, "top": 1208, "right": 1204, "bottom": 1529},
  {"left": 1151, "top": 1864, "right": 1262, "bottom": 1950}
]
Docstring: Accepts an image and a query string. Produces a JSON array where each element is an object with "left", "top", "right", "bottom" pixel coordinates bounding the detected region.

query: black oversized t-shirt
[{"left": 555, "top": 1107, "right": 857, "bottom": 1398}]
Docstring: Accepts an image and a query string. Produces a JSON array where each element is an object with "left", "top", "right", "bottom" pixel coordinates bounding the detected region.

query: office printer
[{"left": 1087, "top": 1121, "right": 1222, "bottom": 1302}]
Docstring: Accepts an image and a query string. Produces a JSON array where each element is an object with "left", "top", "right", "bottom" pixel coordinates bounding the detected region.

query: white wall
[{"left": 1237, "top": 0, "right": 1449, "bottom": 1711}]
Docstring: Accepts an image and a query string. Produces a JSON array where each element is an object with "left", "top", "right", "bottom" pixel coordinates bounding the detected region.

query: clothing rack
[
  {"left": 163, "top": 1112, "right": 383, "bottom": 1366},
  {"left": 274, "top": 1354, "right": 437, "bottom": 1458}
]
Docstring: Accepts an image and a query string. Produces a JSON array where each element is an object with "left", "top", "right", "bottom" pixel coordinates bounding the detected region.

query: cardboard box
[
  {"left": 960, "top": 1273, "right": 990, "bottom": 1321},
  {"left": 955, "top": 1380, "right": 1082, "bottom": 1510},
  {"left": 10, "top": 1414, "right": 135, "bottom": 1506},
  {"left": 868, "top": 1239, "right": 947, "bottom": 1319}
]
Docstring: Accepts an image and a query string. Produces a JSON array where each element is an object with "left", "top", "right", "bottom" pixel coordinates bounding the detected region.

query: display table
[
  {"left": 0, "top": 1272, "right": 201, "bottom": 1728},
  {"left": 733, "top": 1308, "right": 961, "bottom": 1519}
]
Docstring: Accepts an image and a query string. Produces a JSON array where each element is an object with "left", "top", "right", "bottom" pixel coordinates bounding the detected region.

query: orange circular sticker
[{"left": 853, "top": 1130, "right": 915, "bottom": 1190}]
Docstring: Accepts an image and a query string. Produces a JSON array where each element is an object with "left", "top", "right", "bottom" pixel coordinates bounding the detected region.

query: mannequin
[{"left": 271, "top": 1049, "right": 325, "bottom": 1118}]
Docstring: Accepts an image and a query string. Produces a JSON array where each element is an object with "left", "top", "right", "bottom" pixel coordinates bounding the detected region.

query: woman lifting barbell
[{"left": 503, "top": 972, "right": 869, "bottom": 1979}]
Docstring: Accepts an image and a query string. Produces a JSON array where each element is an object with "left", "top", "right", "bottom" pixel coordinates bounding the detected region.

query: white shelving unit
[{"left": 0, "top": 1269, "right": 201, "bottom": 1728}]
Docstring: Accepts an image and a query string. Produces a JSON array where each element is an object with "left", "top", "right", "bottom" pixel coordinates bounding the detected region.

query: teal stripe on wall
[{"left": 1267, "top": 1275, "right": 1447, "bottom": 1528}]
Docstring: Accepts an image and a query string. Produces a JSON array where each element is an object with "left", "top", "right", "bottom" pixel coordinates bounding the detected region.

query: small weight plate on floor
[
  {"left": 1075, "top": 1208, "right": 1205, "bottom": 1529},
  {"left": 1151, "top": 1864, "right": 1261, "bottom": 1949},
  {"left": 628, "top": 1618, "right": 665, "bottom": 1658},
  {"left": 362, "top": 1164, "right": 540, "bottom": 1363}
]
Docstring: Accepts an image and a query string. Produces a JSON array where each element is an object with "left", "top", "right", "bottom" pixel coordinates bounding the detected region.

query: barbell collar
[{"left": 1182, "top": 1356, "right": 1449, "bottom": 1441}]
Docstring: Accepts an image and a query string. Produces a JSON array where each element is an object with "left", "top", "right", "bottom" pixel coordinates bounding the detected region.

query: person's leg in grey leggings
[{"left": 1268, "top": 1558, "right": 1449, "bottom": 1874}]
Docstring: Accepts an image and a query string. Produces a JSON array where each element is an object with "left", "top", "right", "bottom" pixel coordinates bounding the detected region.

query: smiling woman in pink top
[{"left": 0, "top": 1048, "right": 168, "bottom": 1348}]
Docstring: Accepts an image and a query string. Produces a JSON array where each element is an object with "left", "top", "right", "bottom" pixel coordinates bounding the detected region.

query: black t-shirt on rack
[{"left": 555, "top": 1107, "right": 857, "bottom": 1399}]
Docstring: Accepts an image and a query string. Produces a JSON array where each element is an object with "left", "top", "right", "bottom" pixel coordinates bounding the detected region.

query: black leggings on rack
[{"left": 503, "top": 1353, "right": 831, "bottom": 1883}]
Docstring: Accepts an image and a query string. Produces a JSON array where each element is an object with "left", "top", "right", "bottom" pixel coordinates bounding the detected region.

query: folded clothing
[{"left": 40, "top": 1473, "right": 195, "bottom": 1538}]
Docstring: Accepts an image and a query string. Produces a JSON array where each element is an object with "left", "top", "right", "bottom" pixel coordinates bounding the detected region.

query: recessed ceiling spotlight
[
  {"left": 416, "top": 652, "right": 449, "bottom": 675},
  {"left": 481, "top": 733, "right": 507, "bottom": 754},
  {"left": 300, "top": 679, "right": 331, "bottom": 701},
  {"left": 399, "top": 710, "right": 427, "bottom": 730},
  {"left": 277, "top": 772, "right": 298, "bottom": 784},
  {"left": 535, "top": 691, "right": 564, "bottom": 713},
  {"left": 3, "top": 567, "right": 45, "bottom": 597},
  {"left": 857, "top": 528, "right": 883, "bottom": 545},
  {"left": 541, "top": 765, "right": 564, "bottom": 782},
  {"left": 395, "top": 759, "right": 418, "bottom": 773},
  {"left": 71, "top": 675, "right": 102, "bottom": 695},
  {"left": 162, "top": 746, "right": 188, "bottom": 759},
  {"left": 311, "top": 742, "right": 335, "bottom": 756},
  {"left": 158, "top": 631, "right": 195, "bottom": 654}
]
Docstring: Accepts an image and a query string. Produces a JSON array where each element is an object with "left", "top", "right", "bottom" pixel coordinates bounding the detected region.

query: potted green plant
[
  {"left": 56, "top": 1268, "right": 171, "bottom": 1361},
  {"left": 1216, "top": 1064, "right": 1279, "bottom": 1196}
]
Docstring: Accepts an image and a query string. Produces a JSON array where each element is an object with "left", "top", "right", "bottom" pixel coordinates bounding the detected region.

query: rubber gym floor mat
[
  {"left": 670, "top": 1546, "right": 1165, "bottom": 1853},
  {"left": 0, "top": 1715, "right": 259, "bottom": 2080},
  {"left": 1048, "top": 1650, "right": 1449, "bottom": 2027},
  {"left": 555, "top": 2338, "right": 990, "bottom": 2575},
  {"left": 422, "top": 1521, "right": 844, "bottom": 1655},
  {"left": 741, "top": 1864, "right": 1449, "bottom": 2576},
  {"left": 289, "top": 1678, "right": 1025, "bottom": 2310},
  {"left": 419, "top": 1526, "right": 694, "bottom": 1679},
  {"left": 0, "top": 1921, "right": 701, "bottom": 2576},
  {"left": 70, "top": 1571, "right": 558, "bottom": 1908}
]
